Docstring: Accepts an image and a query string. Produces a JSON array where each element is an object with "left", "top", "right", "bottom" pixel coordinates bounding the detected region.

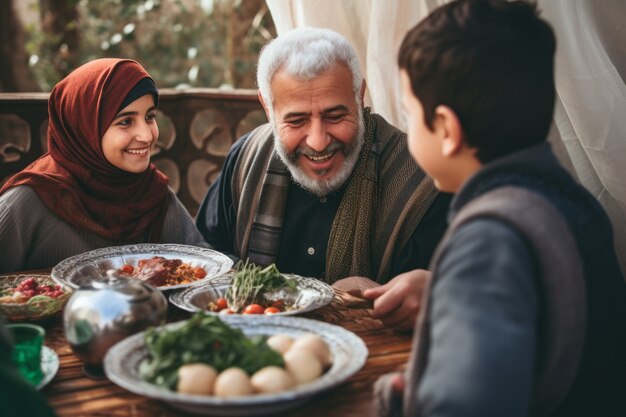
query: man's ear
[
  {"left": 435, "top": 105, "right": 464, "bottom": 157},
  {"left": 258, "top": 91, "right": 272, "bottom": 120},
  {"left": 359, "top": 79, "right": 367, "bottom": 107}
]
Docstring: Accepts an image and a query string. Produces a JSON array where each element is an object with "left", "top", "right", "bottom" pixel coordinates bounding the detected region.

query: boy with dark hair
[{"left": 375, "top": 1, "right": 626, "bottom": 416}]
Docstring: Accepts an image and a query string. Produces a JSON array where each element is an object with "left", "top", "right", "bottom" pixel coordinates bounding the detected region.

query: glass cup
[{"left": 6, "top": 323, "right": 45, "bottom": 386}]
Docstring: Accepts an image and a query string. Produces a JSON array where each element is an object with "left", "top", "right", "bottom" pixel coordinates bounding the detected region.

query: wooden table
[{"left": 39, "top": 291, "right": 412, "bottom": 417}]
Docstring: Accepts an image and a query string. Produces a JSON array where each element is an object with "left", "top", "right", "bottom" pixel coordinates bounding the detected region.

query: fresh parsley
[{"left": 225, "top": 261, "right": 297, "bottom": 313}]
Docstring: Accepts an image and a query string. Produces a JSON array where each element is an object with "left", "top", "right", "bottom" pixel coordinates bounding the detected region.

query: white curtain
[
  {"left": 539, "top": 0, "right": 626, "bottom": 274},
  {"left": 265, "top": 0, "right": 447, "bottom": 130},
  {"left": 265, "top": 0, "right": 626, "bottom": 274}
]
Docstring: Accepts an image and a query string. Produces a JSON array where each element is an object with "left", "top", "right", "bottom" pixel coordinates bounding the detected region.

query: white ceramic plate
[
  {"left": 104, "top": 316, "right": 368, "bottom": 416},
  {"left": 51, "top": 244, "right": 233, "bottom": 291},
  {"left": 37, "top": 346, "right": 59, "bottom": 390},
  {"left": 169, "top": 274, "right": 335, "bottom": 316}
]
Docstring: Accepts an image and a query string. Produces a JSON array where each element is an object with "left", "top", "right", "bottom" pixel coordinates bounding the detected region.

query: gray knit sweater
[{"left": 0, "top": 186, "right": 207, "bottom": 273}]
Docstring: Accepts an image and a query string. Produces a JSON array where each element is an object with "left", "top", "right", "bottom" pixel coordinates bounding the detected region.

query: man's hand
[
  {"left": 362, "top": 269, "right": 431, "bottom": 330},
  {"left": 332, "top": 276, "right": 379, "bottom": 308},
  {"left": 332, "top": 276, "right": 379, "bottom": 294}
]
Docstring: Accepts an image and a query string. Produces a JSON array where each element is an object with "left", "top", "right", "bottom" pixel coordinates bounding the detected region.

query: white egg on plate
[
  {"left": 214, "top": 367, "right": 254, "bottom": 397},
  {"left": 289, "top": 333, "right": 332, "bottom": 367},
  {"left": 266, "top": 334, "right": 294, "bottom": 354},
  {"left": 283, "top": 349, "right": 322, "bottom": 384},
  {"left": 251, "top": 366, "right": 296, "bottom": 393},
  {"left": 177, "top": 363, "right": 218, "bottom": 395}
]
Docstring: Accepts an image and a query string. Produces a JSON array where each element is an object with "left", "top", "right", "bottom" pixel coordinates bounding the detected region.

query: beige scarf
[{"left": 232, "top": 109, "right": 438, "bottom": 283}]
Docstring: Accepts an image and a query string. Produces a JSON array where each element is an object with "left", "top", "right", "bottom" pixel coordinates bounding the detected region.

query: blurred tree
[
  {"left": 40, "top": 0, "right": 81, "bottom": 79},
  {"left": 13, "top": 0, "right": 275, "bottom": 92},
  {"left": 0, "top": 0, "right": 40, "bottom": 92}
]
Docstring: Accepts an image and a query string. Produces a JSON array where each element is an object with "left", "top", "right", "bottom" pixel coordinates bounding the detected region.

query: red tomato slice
[
  {"left": 243, "top": 304, "right": 265, "bottom": 315},
  {"left": 120, "top": 264, "right": 134, "bottom": 274},
  {"left": 215, "top": 297, "right": 228, "bottom": 311},
  {"left": 264, "top": 307, "right": 280, "bottom": 315},
  {"left": 193, "top": 267, "right": 207, "bottom": 279}
]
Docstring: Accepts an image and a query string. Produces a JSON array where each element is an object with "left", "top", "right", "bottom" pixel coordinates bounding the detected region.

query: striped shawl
[{"left": 231, "top": 110, "right": 438, "bottom": 284}]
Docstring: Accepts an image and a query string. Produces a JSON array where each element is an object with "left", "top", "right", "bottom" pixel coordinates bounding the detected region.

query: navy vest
[{"left": 471, "top": 164, "right": 626, "bottom": 417}]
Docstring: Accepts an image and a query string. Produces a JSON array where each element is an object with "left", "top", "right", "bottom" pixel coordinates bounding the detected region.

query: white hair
[{"left": 257, "top": 27, "right": 363, "bottom": 113}]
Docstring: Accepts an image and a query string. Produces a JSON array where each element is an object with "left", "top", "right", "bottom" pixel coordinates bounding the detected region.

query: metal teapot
[{"left": 63, "top": 269, "right": 167, "bottom": 372}]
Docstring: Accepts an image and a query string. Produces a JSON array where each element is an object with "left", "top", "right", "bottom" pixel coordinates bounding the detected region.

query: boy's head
[{"left": 398, "top": 0, "right": 556, "bottom": 191}]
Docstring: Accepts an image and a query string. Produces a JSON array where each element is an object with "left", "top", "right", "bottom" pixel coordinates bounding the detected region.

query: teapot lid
[{"left": 84, "top": 270, "right": 159, "bottom": 302}]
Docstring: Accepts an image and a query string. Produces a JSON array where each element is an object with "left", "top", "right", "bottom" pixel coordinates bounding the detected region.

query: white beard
[{"left": 272, "top": 108, "right": 365, "bottom": 197}]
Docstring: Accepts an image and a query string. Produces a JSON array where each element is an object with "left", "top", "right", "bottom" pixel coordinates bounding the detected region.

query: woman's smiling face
[{"left": 101, "top": 94, "right": 158, "bottom": 173}]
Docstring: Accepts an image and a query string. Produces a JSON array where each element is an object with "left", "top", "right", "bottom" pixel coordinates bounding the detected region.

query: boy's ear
[{"left": 435, "top": 105, "right": 464, "bottom": 157}]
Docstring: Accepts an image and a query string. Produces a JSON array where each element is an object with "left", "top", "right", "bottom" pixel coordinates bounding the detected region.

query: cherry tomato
[
  {"left": 120, "top": 264, "right": 134, "bottom": 274},
  {"left": 22, "top": 278, "right": 37, "bottom": 287},
  {"left": 215, "top": 297, "right": 228, "bottom": 311},
  {"left": 193, "top": 267, "right": 207, "bottom": 279},
  {"left": 243, "top": 304, "right": 265, "bottom": 315},
  {"left": 264, "top": 307, "right": 280, "bottom": 315},
  {"left": 218, "top": 308, "right": 234, "bottom": 315},
  {"left": 271, "top": 299, "right": 285, "bottom": 309}
]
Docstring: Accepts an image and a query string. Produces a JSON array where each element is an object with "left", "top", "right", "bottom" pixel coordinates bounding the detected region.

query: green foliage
[{"left": 23, "top": 0, "right": 275, "bottom": 91}]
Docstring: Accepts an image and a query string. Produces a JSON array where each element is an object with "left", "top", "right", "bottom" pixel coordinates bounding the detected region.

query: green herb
[
  {"left": 27, "top": 295, "right": 54, "bottom": 303},
  {"left": 226, "top": 260, "right": 297, "bottom": 313},
  {"left": 138, "top": 313, "right": 283, "bottom": 389}
]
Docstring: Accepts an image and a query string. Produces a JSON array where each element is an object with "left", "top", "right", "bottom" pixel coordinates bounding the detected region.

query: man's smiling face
[{"left": 268, "top": 64, "right": 364, "bottom": 196}]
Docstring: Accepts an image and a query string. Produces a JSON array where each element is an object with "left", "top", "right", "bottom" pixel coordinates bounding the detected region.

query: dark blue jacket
[{"left": 415, "top": 143, "right": 625, "bottom": 417}]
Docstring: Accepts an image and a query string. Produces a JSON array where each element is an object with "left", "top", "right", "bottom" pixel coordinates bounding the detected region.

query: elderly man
[{"left": 196, "top": 28, "right": 450, "bottom": 296}]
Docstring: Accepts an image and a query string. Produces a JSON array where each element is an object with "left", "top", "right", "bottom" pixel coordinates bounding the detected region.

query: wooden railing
[{"left": 0, "top": 89, "right": 266, "bottom": 216}]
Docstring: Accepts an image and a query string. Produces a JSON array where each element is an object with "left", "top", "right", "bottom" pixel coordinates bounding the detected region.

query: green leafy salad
[
  {"left": 138, "top": 313, "right": 283, "bottom": 389},
  {"left": 225, "top": 261, "right": 298, "bottom": 313}
]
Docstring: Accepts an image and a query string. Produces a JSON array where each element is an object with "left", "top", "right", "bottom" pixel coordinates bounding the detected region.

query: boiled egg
[
  {"left": 289, "top": 333, "right": 332, "bottom": 367},
  {"left": 214, "top": 367, "right": 254, "bottom": 397},
  {"left": 177, "top": 363, "right": 218, "bottom": 395},
  {"left": 266, "top": 334, "right": 294, "bottom": 354},
  {"left": 251, "top": 366, "right": 296, "bottom": 393},
  {"left": 283, "top": 348, "right": 323, "bottom": 384}
]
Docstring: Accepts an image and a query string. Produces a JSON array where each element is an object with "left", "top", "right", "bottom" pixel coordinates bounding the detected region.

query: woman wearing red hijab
[{"left": 0, "top": 58, "right": 206, "bottom": 272}]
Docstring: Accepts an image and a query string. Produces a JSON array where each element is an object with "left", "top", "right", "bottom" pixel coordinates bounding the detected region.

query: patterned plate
[
  {"left": 37, "top": 346, "right": 59, "bottom": 390},
  {"left": 169, "top": 273, "right": 335, "bottom": 315},
  {"left": 104, "top": 316, "right": 368, "bottom": 416},
  {"left": 51, "top": 244, "right": 233, "bottom": 291}
]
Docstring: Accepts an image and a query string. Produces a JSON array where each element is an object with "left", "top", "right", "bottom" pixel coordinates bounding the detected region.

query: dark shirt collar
[
  {"left": 448, "top": 142, "right": 559, "bottom": 221},
  {"left": 288, "top": 177, "right": 348, "bottom": 200}
]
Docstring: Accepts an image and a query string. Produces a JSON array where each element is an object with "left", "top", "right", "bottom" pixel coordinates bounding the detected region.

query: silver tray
[
  {"left": 104, "top": 316, "right": 368, "bottom": 416},
  {"left": 169, "top": 273, "right": 334, "bottom": 315},
  {"left": 51, "top": 244, "right": 233, "bottom": 291}
]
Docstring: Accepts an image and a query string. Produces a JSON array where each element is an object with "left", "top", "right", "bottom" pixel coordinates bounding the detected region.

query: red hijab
[{"left": 0, "top": 58, "right": 169, "bottom": 241}]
